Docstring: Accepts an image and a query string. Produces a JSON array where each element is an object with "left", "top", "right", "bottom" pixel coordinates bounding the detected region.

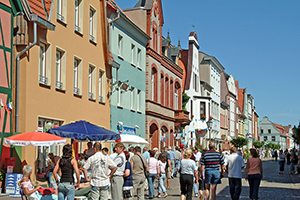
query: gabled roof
[
  {"left": 27, "top": 0, "right": 51, "bottom": 20},
  {"left": 133, "top": 0, "right": 164, "bottom": 25}
]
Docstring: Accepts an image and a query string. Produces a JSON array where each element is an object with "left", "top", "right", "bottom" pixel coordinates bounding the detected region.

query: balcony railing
[
  {"left": 88, "top": 92, "right": 94, "bottom": 99},
  {"left": 99, "top": 95, "right": 104, "bottom": 102},
  {"left": 57, "top": 13, "right": 64, "bottom": 22},
  {"left": 74, "top": 87, "right": 80, "bottom": 95},
  {"left": 39, "top": 75, "right": 48, "bottom": 85},
  {"left": 55, "top": 81, "right": 63, "bottom": 90},
  {"left": 74, "top": 25, "right": 81, "bottom": 32},
  {"left": 89, "top": 35, "right": 95, "bottom": 42}
]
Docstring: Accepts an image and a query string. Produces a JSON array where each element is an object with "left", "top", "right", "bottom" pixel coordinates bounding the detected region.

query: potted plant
[
  {"left": 200, "top": 114, "right": 206, "bottom": 120},
  {"left": 191, "top": 114, "right": 194, "bottom": 120}
]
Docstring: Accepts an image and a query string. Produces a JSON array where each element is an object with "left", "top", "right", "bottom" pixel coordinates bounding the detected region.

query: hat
[
  {"left": 153, "top": 147, "right": 158, "bottom": 151},
  {"left": 168, "top": 146, "right": 172, "bottom": 150}
]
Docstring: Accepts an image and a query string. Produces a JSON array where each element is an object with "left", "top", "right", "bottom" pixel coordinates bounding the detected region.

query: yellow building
[{"left": 13, "top": 0, "right": 110, "bottom": 177}]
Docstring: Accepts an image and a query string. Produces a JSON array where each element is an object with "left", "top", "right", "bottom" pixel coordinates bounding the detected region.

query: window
[
  {"left": 170, "top": 79, "right": 174, "bottom": 108},
  {"left": 88, "top": 66, "right": 94, "bottom": 99},
  {"left": 261, "top": 129, "right": 263, "bottom": 134},
  {"left": 74, "top": 57, "right": 82, "bottom": 95},
  {"left": 268, "top": 129, "right": 271, "bottom": 134},
  {"left": 39, "top": 42, "right": 51, "bottom": 85},
  {"left": 74, "top": 0, "right": 83, "bottom": 33},
  {"left": 174, "top": 82, "right": 180, "bottom": 110},
  {"left": 137, "top": 89, "right": 141, "bottom": 111},
  {"left": 151, "top": 67, "right": 157, "bottom": 101},
  {"left": 165, "top": 77, "right": 169, "bottom": 107},
  {"left": 117, "top": 82, "right": 121, "bottom": 106},
  {"left": 118, "top": 35, "right": 123, "bottom": 57},
  {"left": 130, "top": 87, "right": 134, "bottom": 110},
  {"left": 272, "top": 136, "right": 275, "bottom": 141},
  {"left": 137, "top": 49, "right": 141, "bottom": 68},
  {"left": 98, "top": 70, "right": 104, "bottom": 102},
  {"left": 200, "top": 102, "right": 206, "bottom": 117},
  {"left": 190, "top": 100, "right": 193, "bottom": 117},
  {"left": 160, "top": 74, "right": 164, "bottom": 105},
  {"left": 55, "top": 49, "right": 65, "bottom": 90},
  {"left": 89, "top": 7, "right": 96, "bottom": 42},
  {"left": 264, "top": 136, "right": 267, "bottom": 141},
  {"left": 57, "top": 0, "right": 66, "bottom": 22},
  {"left": 37, "top": 117, "right": 63, "bottom": 175},
  {"left": 193, "top": 73, "right": 196, "bottom": 90},
  {"left": 131, "top": 44, "right": 135, "bottom": 65}
]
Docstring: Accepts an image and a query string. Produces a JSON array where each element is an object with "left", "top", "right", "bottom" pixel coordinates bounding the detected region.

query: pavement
[{"left": 3, "top": 157, "right": 300, "bottom": 199}]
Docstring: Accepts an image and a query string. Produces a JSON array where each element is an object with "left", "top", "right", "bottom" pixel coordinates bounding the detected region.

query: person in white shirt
[
  {"left": 112, "top": 142, "right": 126, "bottom": 200},
  {"left": 83, "top": 142, "right": 117, "bottom": 200},
  {"left": 225, "top": 147, "right": 245, "bottom": 200}
]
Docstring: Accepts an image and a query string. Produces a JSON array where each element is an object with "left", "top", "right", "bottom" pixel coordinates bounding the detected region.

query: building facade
[
  {"left": 107, "top": 0, "right": 149, "bottom": 146},
  {"left": 124, "top": 0, "right": 186, "bottom": 149},
  {"left": 199, "top": 52, "right": 224, "bottom": 149},
  {"left": 181, "top": 32, "right": 210, "bottom": 148},
  {"left": 15, "top": 0, "right": 110, "bottom": 176},
  {"left": 0, "top": 0, "right": 22, "bottom": 167}
]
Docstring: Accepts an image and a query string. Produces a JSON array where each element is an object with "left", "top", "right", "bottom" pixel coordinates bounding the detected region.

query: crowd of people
[{"left": 20, "top": 140, "right": 300, "bottom": 200}]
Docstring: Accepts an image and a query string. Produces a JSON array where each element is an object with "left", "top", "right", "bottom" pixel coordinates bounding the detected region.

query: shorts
[
  {"left": 204, "top": 170, "right": 220, "bottom": 185},
  {"left": 166, "top": 167, "right": 171, "bottom": 179},
  {"left": 198, "top": 179, "right": 204, "bottom": 190}
]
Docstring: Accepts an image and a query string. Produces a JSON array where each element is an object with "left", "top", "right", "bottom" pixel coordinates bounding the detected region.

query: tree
[
  {"left": 253, "top": 141, "right": 264, "bottom": 148},
  {"left": 182, "top": 93, "right": 190, "bottom": 110},
  {"left": 292, "top": 125, "right": 300, "bottom": 145},
  {"left": 231, "top": 137, "right": 248, "bottom": 149}
]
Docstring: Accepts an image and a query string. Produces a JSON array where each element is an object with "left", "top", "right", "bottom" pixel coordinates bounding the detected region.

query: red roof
[{"left": 27, "top": 0, "right": 52, "bottom": 21}]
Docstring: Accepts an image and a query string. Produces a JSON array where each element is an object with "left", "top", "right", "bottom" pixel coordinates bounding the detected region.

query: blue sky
[{"left": 117, "top": 0, "right": 300, "bottom": 127}]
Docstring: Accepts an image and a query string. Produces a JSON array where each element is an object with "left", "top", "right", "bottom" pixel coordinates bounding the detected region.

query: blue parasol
[{"left": 48, "top": 120, "right": 120, "bottom": 141}]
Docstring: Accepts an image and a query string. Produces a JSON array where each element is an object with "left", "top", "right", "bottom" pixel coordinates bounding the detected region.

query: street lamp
[{"left": 206, "top": 118, "right": 213, "bottom": 142}]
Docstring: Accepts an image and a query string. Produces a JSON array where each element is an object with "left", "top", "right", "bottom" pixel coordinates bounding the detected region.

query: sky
[{"left": 116, "top": 0, "right": 300, "bottom": 127}]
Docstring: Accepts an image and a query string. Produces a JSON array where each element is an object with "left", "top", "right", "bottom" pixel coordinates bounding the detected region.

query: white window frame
[
  {"left": 151, "top": 71, "right": 154, "bottom": 100},
  {"left": 55, "top": 50, "right": 62, "bottom": 89},
  {"left": 89, "top": 7, "right": 96, "bottom": 42},
  {"left": 137, "top": 89, "right": 141, "bottom": 111},
  {"left": 118, "top": 35, "right": 123, "bottom": 57},
  {"left": 117, "top": 84, "right": 121, "bottom": 107},
  {"left": 131, "top": 44, "right": 135, "bottom": 65},
  {"left": 39, "top": 43, "right": 46, "bottom": 78},
  {"left": 74, "top": 59, "right": 79, "bottom": 95},
  {"left": 174, "top": 88, "right": 178, "bottom": 110},
  {"left": 75, "top": 0, "right": 79, "bottom": 30},
  {"left": 137, "top": 48, "right": 141, "bottom": 69},
  {"left": 130, "top": 87, "right": 134, "bottom": 110},
  {"left": 39, "top": 41, "right": 51, "bottom": 85},
  {"left": 98, "top": 69, "right": 104, "bottom": 102},
  {"left": 88, "top": 66, "right": 93, "bottom": 98}
]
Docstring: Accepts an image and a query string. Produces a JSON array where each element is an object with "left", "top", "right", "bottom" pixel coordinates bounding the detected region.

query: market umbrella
[
  {"left": 48, "top": 120, "right": 120, "bottom": 141},
  {"left": 4, "top": 131, "right": 66, "bottom": 146},
  {"left": 120, "top": 134, "right": 149, "bottom": 144}
]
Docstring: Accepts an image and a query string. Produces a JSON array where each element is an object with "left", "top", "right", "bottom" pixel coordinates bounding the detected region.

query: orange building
[{"left": 13, "top": 0, "right": 111, "bottom": 175}]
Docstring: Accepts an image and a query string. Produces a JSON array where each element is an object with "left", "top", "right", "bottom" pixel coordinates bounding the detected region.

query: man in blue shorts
[{"left": 199, "top": 142, "right": 225, "bottom": 200}]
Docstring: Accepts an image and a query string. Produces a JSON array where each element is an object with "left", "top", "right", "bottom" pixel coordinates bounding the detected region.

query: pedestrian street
[{"left": 140, "top": 158, "right": 300, "bottom": 200}]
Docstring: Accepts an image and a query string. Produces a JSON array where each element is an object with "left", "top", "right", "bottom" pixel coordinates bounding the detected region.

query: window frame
[
  {"left": 98, "top": 69, "right": 105, "bottom": 103},
  {"left": 118, "top": 35, "right": 123, "bottom": 58}
]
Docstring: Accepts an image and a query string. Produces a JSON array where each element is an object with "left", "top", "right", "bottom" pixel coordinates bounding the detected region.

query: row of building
[{"left": 0, "top": 0, "right": 295, "bottom": 175}]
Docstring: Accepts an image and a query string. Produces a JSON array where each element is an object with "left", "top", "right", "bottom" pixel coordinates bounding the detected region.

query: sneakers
[
  {"left": 163, "top": 193, "right": 168, "bottom": 198},
  {"left": 195, "top": 193, "right": 199, "bottom": 197},
  {"left": 156, "top": 194, "right": 161, "bottom": 198},
  {"left": 295, "top": 171, "right": 298, "bottom": 174}
]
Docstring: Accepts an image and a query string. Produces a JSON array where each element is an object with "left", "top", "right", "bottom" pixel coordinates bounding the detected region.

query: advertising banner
[{"left": 5, "top": 173, "right": 23, "bottom": 197}]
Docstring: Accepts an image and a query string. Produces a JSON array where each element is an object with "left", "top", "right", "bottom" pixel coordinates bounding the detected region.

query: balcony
[
  {"left": 99, "top": 95, "right": 104, "bottom": 103},
  {"left": 74, "top": 87, "right": 80, "bottom": 95},
  {"left": 74, "top": 25, "right": 81, "bottom": 32},
  {"left": 39, "top": 75, "right": 48, "bottom": 85},
  {"left": 175, "top": 109, "right": 190, "bottom": 127},
  {"left": 57, "top": 13, "right": 64, "bottom": 22},
  {"left": 88, "top": 92, "right": 94, "bottom": 100},
  {"left": 55, "top": 81, "right": 63, "bottom": 90}
]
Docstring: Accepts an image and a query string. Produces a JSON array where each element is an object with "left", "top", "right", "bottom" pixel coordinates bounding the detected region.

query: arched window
[
  {"left": 151, "top": 67, "right": 158, "bottom": 101},
  {"left": 170, "top": 79, "right": 174, "bottom": 108},
  {"left": 165, "top": 76, "right": 169, "bottom": 107},
  {"left": 160, "top": 73, "right": 164, "bottom": 105},
  {"left": 174, "top": 81, "right": 181, "bottom": 110},
  {"left": 152, "top": 21, "right": 158, "bottom": 51}
]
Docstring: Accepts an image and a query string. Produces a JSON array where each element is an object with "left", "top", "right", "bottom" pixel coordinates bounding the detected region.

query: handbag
[
  {"left": 137, "top": 155, "right": 150, "bottom": 178},
  {"left": 123, "top": 190, "right": 132, "bottom": 198}
]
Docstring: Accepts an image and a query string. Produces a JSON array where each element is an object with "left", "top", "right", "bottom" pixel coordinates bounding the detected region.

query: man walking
[
  {"left": 83, "top": 142, "right": 117, "bottom": 200},
  {"left": 168, "top": 146, "right": 176, "bottom": 178},
  {"left": 112, "top": 142, "right": 126, "bottom": 200},
  {"left": 162, "top": 146, "right": 172, "bottom": 189},
  {"left": 200, "top": 142, "right": 225, "bottom": 200},
  {"left": 225, "top": 147, "right": 245, "bottom": 200},
  {"left": 173, "top": 147, "right": 181, "bottom": 177},
  {"left": 130, "top": 146, "right": 149, "bottom": 200}
]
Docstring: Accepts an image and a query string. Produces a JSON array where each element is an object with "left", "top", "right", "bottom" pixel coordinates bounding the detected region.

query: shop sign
[
  {"left": 5, "top": 173, "right": 23, "bottom": 197},
  {"left": 117, "top": 125, "right": 136, "bottom": 135}
]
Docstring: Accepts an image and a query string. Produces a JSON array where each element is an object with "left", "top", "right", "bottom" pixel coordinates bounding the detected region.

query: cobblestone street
[{"left": 3, "top": 158, "right": 300, "bottom": 200}]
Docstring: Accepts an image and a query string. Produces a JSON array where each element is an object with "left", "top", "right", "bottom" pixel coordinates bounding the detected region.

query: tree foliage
[
  {"left": 253, "top": 141, "right": 264, "bottom": 148},
  {"left": 231, "top": 137, "right": 248, "bottom": 149},
  {"left": 266, "top": 142, "right": 281, "bottom": 150},
  {"left": 292, "top": 125, "right": 300, "bottom": 145},
  {"left": 182, "top": 93, "right": 190, "bottom": 110}
]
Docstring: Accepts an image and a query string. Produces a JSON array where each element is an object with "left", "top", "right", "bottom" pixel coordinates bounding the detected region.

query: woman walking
[
  {"left": 157, "top": 153, "right": 168, "bottom": 198},
  {"left": 278, "top": 149, "right": 286, "bottom": 174},
  {"left": 147, "top": 150, "right": 159, "bottom": 199},
  {"left": 123, "top": 151, "right": 133, "bottom": 199},
  {"left": 245, "top": 148, "right": 263, "bottom": 200},
  {"left": 177, "top": 149, "right": 198, "bottom": 200},
  {"left": 53, "top": 144, "right": 80, "bottom": 200}
]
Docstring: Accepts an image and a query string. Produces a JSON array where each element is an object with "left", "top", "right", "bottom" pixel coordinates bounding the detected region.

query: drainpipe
[{"left": 16, "top": 22, "right": 37, "bottom": 132}]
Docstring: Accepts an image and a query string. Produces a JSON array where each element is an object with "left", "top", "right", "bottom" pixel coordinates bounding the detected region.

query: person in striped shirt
[{"left": 199, "top": 142, "right": 225, "bottom": 200}]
